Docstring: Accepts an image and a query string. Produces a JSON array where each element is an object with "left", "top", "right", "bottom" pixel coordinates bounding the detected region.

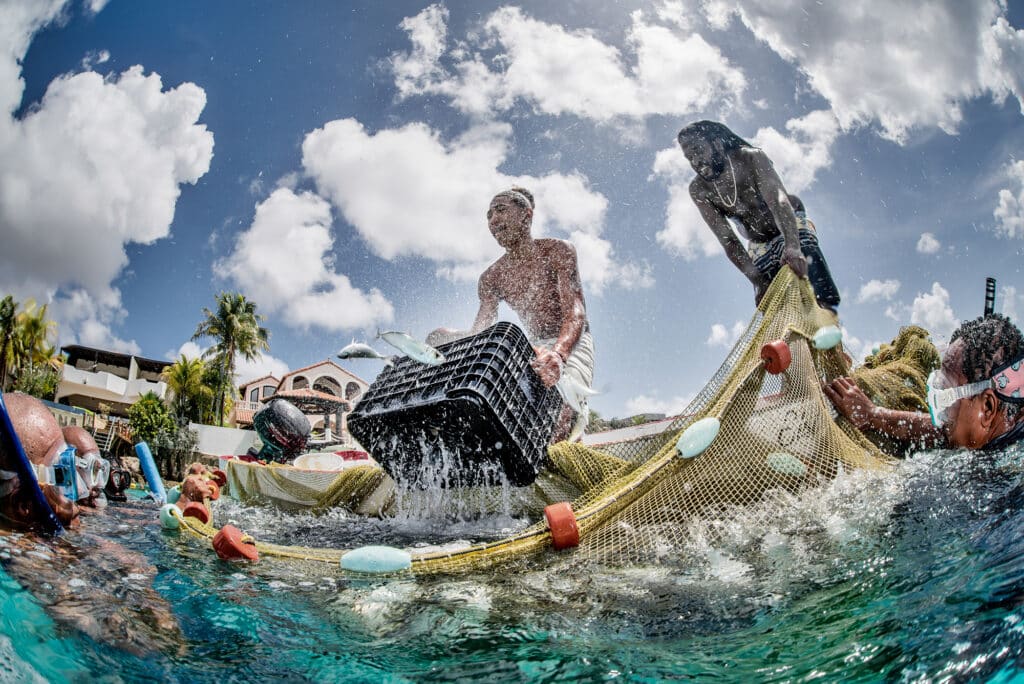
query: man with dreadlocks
[
  {"left": 677, "top": 120, "right": 840, "bottom": 311},
  {"left": 429, "top": 187, "right": 594, "bottom": 442},
  {"left": 826, "top": 314, "right": 1024, "bottom": 451}
]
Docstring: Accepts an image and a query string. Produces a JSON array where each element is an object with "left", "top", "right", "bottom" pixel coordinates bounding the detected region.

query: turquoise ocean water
[{"left": 3, "top": 445, "right": 1024, "bottom": 682}]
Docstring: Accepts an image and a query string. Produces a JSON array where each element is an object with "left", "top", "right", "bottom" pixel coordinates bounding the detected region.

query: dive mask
[
  {"left": 75, "top": 451, "right": 110, "bottom": 492},
  {"left": 927, "top": 355, "right": 1024, "bottom": 427},
  {"left": 31, "top": 442, "right": 79, "bottom": 502}
]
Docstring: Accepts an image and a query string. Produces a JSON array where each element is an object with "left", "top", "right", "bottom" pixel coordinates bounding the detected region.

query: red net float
[
  {"left": 544, "top": 502, "right": 580, "bottom": 550},
  {"left": 212, "top": 524, "right": 259, "bottom": 562},
  {"left": 760, "top": 340, "right": 792, "bottom": 375}
]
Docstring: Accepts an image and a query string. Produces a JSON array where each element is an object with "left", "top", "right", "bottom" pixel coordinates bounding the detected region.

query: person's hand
[
  {"left": 824, "top": 377, "right": 876, "bottom": 430},
  {"left": 531, "top": 347, "right": 563, "bottom": 388},
  {"left": 781, "top": 246, "right": 808, "bottom": 278}
]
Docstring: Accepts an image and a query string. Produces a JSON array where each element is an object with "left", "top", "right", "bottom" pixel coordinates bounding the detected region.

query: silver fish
[
  {"left": 555, "top": 372, "right": 598, "bottom": 413},
  {"left": 566, "top": 404, "right": 589, "bottom": 443},
  {"left": 337, "top": 341, "right": 394, "bottom": 365},
  {"left": 377, "top": 330, "right": 445, "bottom": 365}
]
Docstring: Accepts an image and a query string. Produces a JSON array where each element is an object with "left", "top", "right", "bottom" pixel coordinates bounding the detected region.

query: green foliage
[
  {"left": 162, "top": 355, "right": 214, "bottom": 424},
  {"left": 12, "top": 362, "right": 60, "bottom": 400},
  {"left": 0, "top": 295, "right": 60, "bottom": 392},
  {"left": 128, "top": 391, "right": 176, "bottom": 445},
  {"left": 192, "top": 292, "right": 270, "bottom": 425},
  {"left": 0, "top": 295, "right": 15, "bottom": 391},
  {"left": 150, "top": 423, "right": 199, "bottom": 480}
]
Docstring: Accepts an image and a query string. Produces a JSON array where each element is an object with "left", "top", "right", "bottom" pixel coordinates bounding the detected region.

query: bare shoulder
[
  {"left": 538, "top": 237, "right": 577, "bottom": 260},
  {"left": 737, "top": 146, "right": 774, "bottom": 174}
]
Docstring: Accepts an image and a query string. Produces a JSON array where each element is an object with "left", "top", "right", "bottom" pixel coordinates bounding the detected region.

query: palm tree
[
  {"left": 0, "top": 295, "right": 16, "bottom": 390},
  {"left": 10, "top": 300, "right": 57, "bottom": 380},
  {"left": 162, "top": 355, "right": 213, "bottom": 424},
  {"left": 192, "top": 292, "right": 270, "bottom": 425}
]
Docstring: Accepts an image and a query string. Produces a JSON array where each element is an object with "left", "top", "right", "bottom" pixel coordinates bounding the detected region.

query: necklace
[{"left": 712, "top": 156, "right": 737, "bottom": 208}]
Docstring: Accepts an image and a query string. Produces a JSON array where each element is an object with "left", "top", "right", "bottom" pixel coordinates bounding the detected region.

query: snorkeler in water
[
  {"left": 1, "top": 392, "right": 81, "bottom": 530},
  {"left": 827, "top": 314, "right": 1024, "bottom": 451},
  {"left": 0, "top": 392, "right": 186, "bottom": 656}
]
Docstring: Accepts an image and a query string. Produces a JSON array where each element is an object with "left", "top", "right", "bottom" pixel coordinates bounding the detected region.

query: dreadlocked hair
[{"left": 951, "top": 313, "right": 1024, "bottom": 420}]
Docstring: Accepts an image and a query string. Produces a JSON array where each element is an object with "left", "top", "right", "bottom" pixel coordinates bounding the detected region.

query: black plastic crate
[{"left": 348, "top": 322, "right": 564, "bottom": 487}]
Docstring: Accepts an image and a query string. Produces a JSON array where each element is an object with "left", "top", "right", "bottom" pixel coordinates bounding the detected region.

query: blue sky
[{"left": 2, "top": 0, "right": 1023, "bottom": 419}]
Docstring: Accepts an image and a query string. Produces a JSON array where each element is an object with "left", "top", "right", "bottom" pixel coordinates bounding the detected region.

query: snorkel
[{"left": 0, "top": 391, "right": 64, "bottom": 535}]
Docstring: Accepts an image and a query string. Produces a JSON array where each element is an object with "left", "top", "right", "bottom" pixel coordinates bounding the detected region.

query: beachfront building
[
  {"left": 233, "top": 374, "right": 280, "bottom": 426},
  {"left": 56, "top": 345, "right": 171, "bottom": 417},
  {"left": 233, "top": 360, "right": 368, "bottom": 448}
]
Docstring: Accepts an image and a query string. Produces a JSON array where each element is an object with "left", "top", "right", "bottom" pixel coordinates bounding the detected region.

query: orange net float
[
  {"left": 209, "top": 468, "right": 228, "bottom": 489},
  {"left": 212, "top": 525, "right": 259, "bottom": 561},
  {"left": 544, "top": 502, "right": 580, "bottom": 550},
  {"left": 760, "top": 339, "right": 792, "bottom": 375},
  {"left": 181, "top": 501, "right": 210, "bottom": 525},
  {"left": 206, "top": 481, "right": 220, "bottom": 501}
]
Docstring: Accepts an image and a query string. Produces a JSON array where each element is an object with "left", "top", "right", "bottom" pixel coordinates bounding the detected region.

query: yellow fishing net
[{"left": 181, "top": 268, "right": 919, "bottom": 574}]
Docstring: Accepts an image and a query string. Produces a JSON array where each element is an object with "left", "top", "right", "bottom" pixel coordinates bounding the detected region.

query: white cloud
[
  {"left": 706, "top": 320, "right": 745, "bottom": 348},
  {"left": 917, "top": 232, "right": 941, "bottom": 254},
  {"left": 651, "top": 145, "right": 724, "bottom": 260},
  {"left": 993, "top": 159, "right": 1024, "bottom": 239},
  {"left": 170, "top": 341, "right": 289, "bottom": 386},
  {"left": 843, "top": 333, "right": 886, "bottom": 365},
  {"left": 389, "top": 4, "right": 746, "bottom": 123},
  {"left": 857, "top": 279, "right": 901, "bottom": 304},
  {"left": 234, "top": 354, "right": 290, "bottom": 386},
  {"left": 0, "top": 0, "right": 66, "bottom": 115},
  {"left": 655, "top": 0, "right": 694, "bottom": 32},
  {"left": 719, "top": 1, "right": 1024, "bottom": 142},
  {"left": 1000, "top": 285, "right": 1021, "bottom": 325},
  {"left": 624, "top": 393, "right": 693, "bottom": 417},
  {"left": 570, "top": 231, "right": 655, "bottom": 294},
  {"left": 750, "top": 110, "right": 840, "bottom": 193},
  {"left": 47, "top": 288, "right": 140, "bottom": 355},
  {"left": 910, "top": 282, "right": 958, "bottom": 343},
  {"left": 302, "top": 118, "right": 644, "bottom": 295},
  {"left": 172, "top": 341, "right": 205, "bottom": 361},
  {"left": 218, "top": 188, "right": 395, "bottom": 332},
  {"left": 0, "top": 2, "right": 214, "bottom": 350}
]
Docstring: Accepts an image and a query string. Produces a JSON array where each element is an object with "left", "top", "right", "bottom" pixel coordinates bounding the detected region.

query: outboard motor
[{"left": 252, "top": 399, "right": 311, "bottom": 463}]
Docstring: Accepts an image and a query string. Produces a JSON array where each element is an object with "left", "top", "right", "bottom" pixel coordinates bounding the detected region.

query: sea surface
[{"left": 3, "top": 444, "right": 1024, "bottom": 682}]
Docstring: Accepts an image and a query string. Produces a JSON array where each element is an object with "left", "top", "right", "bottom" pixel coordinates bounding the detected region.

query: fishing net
[{"left": 181, "top": 268, "right": 928, "bottom": 574}]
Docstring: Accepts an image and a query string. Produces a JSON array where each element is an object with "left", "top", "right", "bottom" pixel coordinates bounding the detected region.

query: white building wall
[{"left": 189, "top": 423, "right": 260, "bottom": 457}]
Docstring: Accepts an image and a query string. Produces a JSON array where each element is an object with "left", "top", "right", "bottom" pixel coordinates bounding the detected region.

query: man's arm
[
  {"left": 825, "top": 377, "right": 946, "bottom": 448},
  {"left": 470, "top": 269, "right": 500, "bottom": 334},
  {"left": 749, "top": 150, "right": 807, "bottom": 278},
  {"left": 531, "top": 241, "right": 587, "bottom": 388},
  {"left": 689, "top": 180, "right": 768, "bottom": 290}
]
